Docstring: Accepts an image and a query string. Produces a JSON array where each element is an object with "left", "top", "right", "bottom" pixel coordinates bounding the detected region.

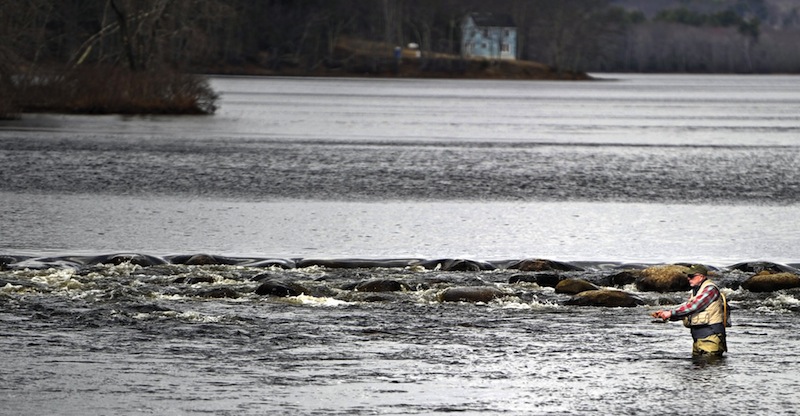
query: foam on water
[{"left": 287, "top": 293, "right": 352, "bottom": 307}]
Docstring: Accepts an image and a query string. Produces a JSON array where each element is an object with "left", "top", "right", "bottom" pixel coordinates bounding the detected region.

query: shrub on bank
[{"left": 10, "top": 66, "right": 218, "bottom": 116}]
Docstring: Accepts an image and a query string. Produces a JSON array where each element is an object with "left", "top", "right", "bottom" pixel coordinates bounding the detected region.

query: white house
[{"left": 461, "top": 13, "right": 517, "bottom": 60}]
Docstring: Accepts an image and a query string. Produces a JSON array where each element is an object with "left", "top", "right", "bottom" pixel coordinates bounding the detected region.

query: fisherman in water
[{"left": 651, "top": 264, "right": 729, "bottom": 357}]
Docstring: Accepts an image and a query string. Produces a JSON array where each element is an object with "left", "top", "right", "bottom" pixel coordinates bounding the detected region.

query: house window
[{"left": 502, "top": 43, "right": 509, "bottom": 52}]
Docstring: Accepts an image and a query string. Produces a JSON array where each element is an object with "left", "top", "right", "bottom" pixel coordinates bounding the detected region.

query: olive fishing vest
[{"left": 684, "top": 279, "right": 725, "bottom": 327}]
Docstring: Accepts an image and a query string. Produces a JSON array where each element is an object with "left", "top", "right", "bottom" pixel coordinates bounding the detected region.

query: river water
[{"left": 1, "top": 74, "right": 800, "bottom": 415}]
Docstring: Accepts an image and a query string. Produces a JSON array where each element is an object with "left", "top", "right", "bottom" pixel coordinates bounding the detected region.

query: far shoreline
[{"left": 201, "top": 53, "right": 593, "bottom": 82}]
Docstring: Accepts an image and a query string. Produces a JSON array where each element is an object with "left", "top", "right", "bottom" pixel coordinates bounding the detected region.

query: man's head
[{"left": 686, "top": 264, "right": 708, "bottom": 287}]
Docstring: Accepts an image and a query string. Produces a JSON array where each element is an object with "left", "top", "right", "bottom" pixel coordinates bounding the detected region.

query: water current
[{"left": 2, "top": 74, "right": 800, "bottom": 415}]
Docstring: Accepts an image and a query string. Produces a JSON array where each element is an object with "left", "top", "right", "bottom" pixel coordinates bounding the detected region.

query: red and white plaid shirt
[{"left": 670, "top": 280, "right": 720, "bottom": 319}]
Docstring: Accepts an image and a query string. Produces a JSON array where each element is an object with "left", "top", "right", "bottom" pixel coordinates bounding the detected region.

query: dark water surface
[
  {"left": 2, "top": 74, "right": 800, "bottom": 414},
  {"left": 0, "top": 132, "right": 799, "bottom": 203}
]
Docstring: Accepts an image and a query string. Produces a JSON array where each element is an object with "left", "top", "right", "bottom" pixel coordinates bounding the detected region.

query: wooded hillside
[
  {"left": 2, "top": 0, "right": 798, "bottom": 76},
  {"left": 608, "top": 0, "right": 800, "bottom": 72},
  {"left": 1, "top": 0, "right": 799, "bottom": 118}
]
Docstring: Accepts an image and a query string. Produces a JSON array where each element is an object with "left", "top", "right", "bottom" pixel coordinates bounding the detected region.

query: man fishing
[{"left": 651, "top": 264, "right": 729, "bottom": 357}]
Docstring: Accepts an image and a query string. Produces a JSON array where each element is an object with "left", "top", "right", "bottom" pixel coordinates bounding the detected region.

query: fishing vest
[{"left": 683, "top": 279, "right": 726, "bottom": 327}]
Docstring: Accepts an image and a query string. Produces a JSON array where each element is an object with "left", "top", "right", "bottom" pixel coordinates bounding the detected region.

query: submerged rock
[
  {"left": 349, "top": 292, "right": 403, "bottom": 302},
  {"left": 174, "top": 276, "right": 216, "bottom": 284},
  {"left": 355, "top": 279, "right": 410, "bottom": 292},
  {"left": 0, "top": 255, "right": 28, "bottom": 270},
  {"left": 741, "top": 272, "right": 800, "bottom": 292},
  {"left": 296, "top": 258, "right": 419, "bottom": 269},
  {"left": 170, "top": 253, "right": 240, "bottom": 266},
  {"left": 198, "top": 287, "right": 240, "bottom": 298},
  {"left": 728, "top": 261, "right": 796, "bottom": 274},
  {"left": 555, "top": 278, "right": 599, "bottom": 295},
  {"left": 510, "top": 258, "right": 584, "bottom": 272},
  {"left": 250, "top": 272, "right": 279, "bottom": 282},
  {"left": 244, "top": 258, "right": 297, "bottom": 269},
  {"left": 564, "top": 289, "right": 642, "bottom": 308},
  {"left": 508, "top": 273, "right": 561, "bottom": 287},
  {"left": 255, "top": 280, "right": 308, "bottom": 297},
  {"left": 439, "top": 286, "right": 506, "bottom": 303},
  {"left": 87, "top": 253, "right": 167, "bottom": 267},
  {"left": 128, "top": 303, "right": 173, "bottom": 314},
  {"left": 608, "top": 270, "right": 639, "bottom": 287},
  {"left": 419, "top": 259, "right": 496, "bottom": 271}
]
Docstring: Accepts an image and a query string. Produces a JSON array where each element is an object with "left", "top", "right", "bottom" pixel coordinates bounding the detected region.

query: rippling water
[{"left": 2, "top": 74, "right": 800, "bottom": 415}]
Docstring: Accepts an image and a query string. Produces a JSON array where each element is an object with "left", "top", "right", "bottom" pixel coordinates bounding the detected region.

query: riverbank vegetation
[
  {"left": 0, "top": 0, "right": 219, "bottom": 119},
  {"left": 6, "top": 67, "right": 217, "bottom": 117},
  {"left": 1, "top": 0, "right": 798, "bottom": 118}
]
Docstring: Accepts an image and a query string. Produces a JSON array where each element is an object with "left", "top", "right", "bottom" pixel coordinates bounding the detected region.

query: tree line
[
  {"left": 0, "top": 0, "right": 221, "bottom": 117},
  {"left": 1, "top": 0, "right": 798, "bottom": 117},
  {"left": 4, "top": 0, "right": 798, "bottom": 74}
]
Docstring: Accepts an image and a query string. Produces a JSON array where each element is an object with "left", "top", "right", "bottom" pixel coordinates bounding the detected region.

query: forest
[{"left": 1, "top": 0, "right": 799, "bottom": 117}]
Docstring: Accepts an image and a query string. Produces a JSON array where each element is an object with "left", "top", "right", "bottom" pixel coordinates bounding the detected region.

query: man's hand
[{"left": 651, "top": 310, "right": 672, "bottom": 321}]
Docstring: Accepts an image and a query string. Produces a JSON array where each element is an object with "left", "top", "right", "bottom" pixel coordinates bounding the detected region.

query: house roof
[{"left": 469, "top": 13, "right": 515, "bottom": 28}]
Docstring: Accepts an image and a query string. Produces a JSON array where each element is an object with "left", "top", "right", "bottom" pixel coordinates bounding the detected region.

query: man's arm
[{"left": 669, "top": 285, "right": 719, "bottom": 320}]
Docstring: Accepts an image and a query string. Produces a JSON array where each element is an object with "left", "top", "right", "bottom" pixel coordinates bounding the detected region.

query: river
[{"left": 1, "top": 74, "right": 800, "bottom": 415}]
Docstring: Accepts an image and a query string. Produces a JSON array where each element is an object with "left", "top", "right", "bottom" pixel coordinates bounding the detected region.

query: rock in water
[
  {"left": 439, "top": 286, "right": 505, "bottom": 303},
  {"left": 565, "top": 289, "right": 642, "bottom": 307},
  {"left": 635, "top": 265, "right": 693, "bottom": 292},
  {"left": 555, "top": 278, "right": 599, "bottom": 294},
  {"left": 742, "top": 272, "right": 800, "bottom": 292}
]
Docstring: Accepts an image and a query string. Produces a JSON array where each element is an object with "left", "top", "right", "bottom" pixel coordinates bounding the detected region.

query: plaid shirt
[{"left": 670, "top": 280, "right": 720, "bottom": 319}]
